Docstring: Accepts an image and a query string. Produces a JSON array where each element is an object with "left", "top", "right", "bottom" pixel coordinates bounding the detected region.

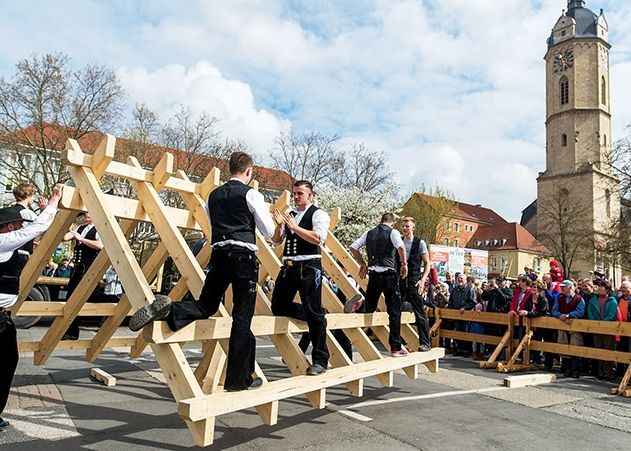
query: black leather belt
[{"left": 283, "top": 259, "right": 319, "bottom": 267}]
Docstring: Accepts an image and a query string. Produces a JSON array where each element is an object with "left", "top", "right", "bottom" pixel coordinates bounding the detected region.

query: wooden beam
[
  {"left": 504, "top": 373, "right": 555, "bottom": 388},
  {"left": 179, "top": 348, "right": 445, "bottom": 422},
  {"left": 91, "top": 368, "right": 116, "bottom": 386},
  {"left": 18, "top": 335, "right": 137, "bottom": 353},
  {"left": 153, "top": 152, "right": 174, "bottom": 191},
  {"left": 12, "top": 210, "right": 77, "bottom": 314},
  {"left": 91, "top": 134, "right": 116, "bottom": 179}
]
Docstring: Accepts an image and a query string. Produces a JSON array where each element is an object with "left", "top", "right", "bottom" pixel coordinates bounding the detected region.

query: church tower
[{"left": 536, "top": 0, "right": 621, "bottom": 278}]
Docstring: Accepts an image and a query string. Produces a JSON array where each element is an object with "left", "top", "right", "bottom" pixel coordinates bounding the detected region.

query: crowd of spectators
[{"left": 425, "top": 262, "right": 631, "bottom": 381}]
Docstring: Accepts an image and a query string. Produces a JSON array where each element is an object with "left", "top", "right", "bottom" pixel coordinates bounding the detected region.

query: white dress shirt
[
  {"left": 350, "top": 228, "right": 405, "bottom": 273},
  {"left": 0, "top": 205, "right": 58, "bottom": 307},
  {"left": 279, "top": 204, "right": 330, "bottom": 261},
  {"left": 210, "top": 178, "right": 276, "bottom": 252}
]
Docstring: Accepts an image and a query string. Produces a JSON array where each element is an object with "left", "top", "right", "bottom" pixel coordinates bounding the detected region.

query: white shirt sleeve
[
  {"left": 312, "top": 209, "right": 330, "bottom": 245},
  {"left": 0, "top": 205, "right": 58, "bottom": 255},
  {"left": 246, "top": 189, "right": 276, "bottom": 239},
  {"left": 390, "top": 229, "right": 405, "bottom": 248},
  {"left": 419, "top": 239, "right": 428, "bottom": 255},
  {"left": 350, "top": 230, "right": 369, "bottom": 250},
  {"left": 20, "top": 208, "right": 38, "bottom": 221}
]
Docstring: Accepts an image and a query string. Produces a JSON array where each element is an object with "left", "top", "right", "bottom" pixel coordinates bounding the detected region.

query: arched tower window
[
  {"left": 561, "top": 133, "right": 568, "bottom": 147},
  {"left": 601, "top": 76, "right": 607, "bottom": 105},
  {"left": 560, "top": 76, "right": 569, "bottom": 105},
  {"left": 603, "top": 134, "right": 607, "bottom": 148},
  {"left": 605, "top": 189, "right": 611, "bottom": 218}
]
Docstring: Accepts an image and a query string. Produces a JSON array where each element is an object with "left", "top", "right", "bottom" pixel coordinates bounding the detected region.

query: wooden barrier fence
[
  {"left": 429, "top": 308, "right": 631, "bottom": 396},
  {"left": 9, "top": 134, "right": 443, "bottom": 446}
]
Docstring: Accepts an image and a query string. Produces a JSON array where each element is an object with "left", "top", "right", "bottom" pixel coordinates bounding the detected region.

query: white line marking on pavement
[
  {"left": 338, "top": 409, "right": 373, "bottom": 422},
  {"left": 334, "top": 386, "right": 509, "bottom": 414}
]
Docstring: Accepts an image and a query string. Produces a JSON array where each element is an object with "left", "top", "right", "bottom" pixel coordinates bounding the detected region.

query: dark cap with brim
[{"left": 0, "top": 206, "right": 33, "bottom": 227}]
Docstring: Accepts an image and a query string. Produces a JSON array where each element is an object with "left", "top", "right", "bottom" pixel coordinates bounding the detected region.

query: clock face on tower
[{"left": 553, "top": 49, "right": 574, "bottom": 73}]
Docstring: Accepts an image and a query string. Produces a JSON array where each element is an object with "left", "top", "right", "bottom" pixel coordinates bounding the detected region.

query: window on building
[
  {"left": 500, "top": 257, "right": 509, "bottom": 274},
  {"left": 533, "top": 258, "right": 542, "bottom": 272},
  {"left": 490, "top": 257, "right": 498, "bottom": 271},
  {"left": 560, "top": 76, "right": 569, "bottom": 105},
  {"left": 453, "top": 223, "right": 459, "bottom": 232},
  {"left": 603, "top": 134, "right": 607, "bottom": 148},
  {"left": 444, "top": 237, "right": 450, "bottom": 246},
  {"left": 445, "top": 221, "right": 450, "bottom": 231},
  {"left": 601, "top": 76, "right": 607, "bottom": 105},
  {"left": 605, "top": 189, "right": 611, "bottom": 218},
  {"left": 561, "top": 133, "right": 568, "bottom": 147},
  {"left": 454, "top": 239, "right": 459, "bottom": 248}
]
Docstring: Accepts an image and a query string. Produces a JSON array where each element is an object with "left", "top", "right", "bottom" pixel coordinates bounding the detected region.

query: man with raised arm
[
  {"left": 270, "top": 180, "right": 330, "bottom": 376},
  {"left": 129, "top": 152, "right": 275, "bottom": 391},
  {"left": 0, "top": 184, "right": 64, "bottom": 428}
]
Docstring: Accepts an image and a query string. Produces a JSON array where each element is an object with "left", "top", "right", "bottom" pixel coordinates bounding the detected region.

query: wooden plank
[
  {"left": 36, "top": 276, "right": 70, "bottom": 286},
  {"left": 503, "top": 331, "right": 533, "bottom": 372},
  {"left": 91, "top": 134, "right": 115, "bottom": 179},
  {"left": 15, "top": 302, "right": 121, "bottom": 317},
  {"left": 18, "top": 335, "right": 138, "bottom": 353},
  {"left": 61, "top": 186, "right": 201, "bottom": 230},
  {"left": 63, "top": 143, "right": 201, "bottom": 196},
  {"left": 91, "top": 368, "right": 116, "bottom": 387},
  {"left": 179, "top": 347, "right": 445, "bottom": 422},
  {"left": 153, "top": 152, "right": 174, "bottom": 191},
  {"left": 34, "top": 218, "right": 137, "bottom": 365},
  {"left": 440, "top": 330, "right": 502, "bottom": 346},
  {"left": 480, "top": 330, "right": 511, "bottom": 368},
  {"left": 12, "top": 210, "right": 77, "bottom": 314},
  {"left": 503, "top": 373, "right": 556, "bottom": 388},
  {"left": 529, "top": 341, "right": 631, "bottom": 364},
  {"left": 87, "top": 241, "right": 168, "bottom": 362},
  {"left": 145, "top": 312, "right": 416, "bottom": 344}
]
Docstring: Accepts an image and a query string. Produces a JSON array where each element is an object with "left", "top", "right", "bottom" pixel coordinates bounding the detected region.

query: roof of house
[
  {"left": 466, "top": 222, "right": 550, "bottom": 254},
  {"left": 412, "top": 193, "right": 508, "bottom": 226},
  {"left": 4, "top": 124, "right": 293, "bottom": 191}
]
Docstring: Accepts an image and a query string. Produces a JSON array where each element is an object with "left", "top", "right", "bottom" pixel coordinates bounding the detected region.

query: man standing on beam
[
  {"left": 349, "top": 212, "right": 409, "bottom": 357},
  {"left": 271, "top": 180, "right": 330, "bottom": 376},
  {"left": 129, "top": 152, "right": 276, "bottom": 391}
]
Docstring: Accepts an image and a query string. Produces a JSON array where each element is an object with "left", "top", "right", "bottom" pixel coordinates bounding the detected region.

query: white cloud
[
  {"left": 2, "top": 0, "right": 631, "bottom": 222},
  {"left": 117, "top": 62, "right": 290, "bottom": 152}
]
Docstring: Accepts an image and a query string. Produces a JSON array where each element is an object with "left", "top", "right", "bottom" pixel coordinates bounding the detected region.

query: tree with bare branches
[{"left": 0, "top": 52, "right": 124, "bottom": 198}]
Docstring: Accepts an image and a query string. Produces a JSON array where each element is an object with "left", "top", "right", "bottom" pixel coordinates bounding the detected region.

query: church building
[{"left": 521, "top": 0, "right": 622, "bottom": 280}]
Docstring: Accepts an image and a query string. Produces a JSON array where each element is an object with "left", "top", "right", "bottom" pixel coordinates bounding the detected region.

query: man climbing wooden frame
[{"left": 10, "top": 134, "right": 443, "bottom": 446}]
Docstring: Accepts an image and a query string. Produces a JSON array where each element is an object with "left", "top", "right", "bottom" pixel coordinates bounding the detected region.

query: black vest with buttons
[
  {"left": 207, "top": 180, "right": 256, "bottom": 245},
  {"left": 12, "top": 204, "right": 34, "bottom": 255},
  {"left": 283, "top": 205, "right": 321, "bottom": 257},
  {"left": 73, "top": 224, "right": 99, "bottom": 266},
  {"left": 366, "top": 223, "right": 396, "bottom": 270},
  {"left": 0, "top": 249, "right": 27, "bottom": 295},
  {"left": 396, "top": 237, "right": 422, "bottom": 279}
]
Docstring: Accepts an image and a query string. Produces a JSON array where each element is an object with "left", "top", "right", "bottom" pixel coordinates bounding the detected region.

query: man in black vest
[
  {"left": 350, "top": 212, "right": 409, "bottom": 357},
  {"left": 270, "top": 180, "right": 330, "bottom": 376},
  {"left": 129, "top": 152, "right": 276, "bottom": 391},
  {"left": 0, "top": 184, "right": 63, "bottom": 429},
  {"left": 398, "top": 217, "right": 431, "bottom": 352},
  {"left": 61, "top": 212, "right": 104, "bottom": 340}
]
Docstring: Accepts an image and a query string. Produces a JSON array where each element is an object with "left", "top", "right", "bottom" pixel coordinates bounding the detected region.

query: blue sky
[{"left": 1, "top": 0, "right": 630, "bottom": 221}]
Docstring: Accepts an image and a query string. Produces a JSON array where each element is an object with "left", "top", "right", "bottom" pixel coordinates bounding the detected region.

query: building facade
[{"left": 526, "top": 0, "right": 622, "bottom": 280}]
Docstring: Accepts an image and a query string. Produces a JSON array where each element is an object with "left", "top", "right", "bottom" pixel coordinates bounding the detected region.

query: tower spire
[{"left": 567, "top": 0, "right": 586, "bottom": 10}]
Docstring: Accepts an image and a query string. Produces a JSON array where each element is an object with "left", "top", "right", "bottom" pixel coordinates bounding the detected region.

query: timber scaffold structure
[{"left": 10, "top": 134, "right": 444, "bottom": 446}]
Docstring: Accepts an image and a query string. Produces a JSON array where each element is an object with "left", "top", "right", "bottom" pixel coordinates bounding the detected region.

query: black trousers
[
  {"left": 365, "top": 271, "right": 403, "bottom": 351},
  {"left": 167, "top": 246, "right": 258, "bottom": 389},
  {"left": 299, "top": 329, "right": 352, "bottom": 360},
  {"left": 64, "top": 261, "right": 92, "bottom": 337},
  {"left": 271, "top": 259, "right": 329, "bottom": 367},
  {"left": 400, "top": 275, "right": 430, "bottom": 348},
  {"left": 0, "top": 311, "right": 18, "bottom": 416}
]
